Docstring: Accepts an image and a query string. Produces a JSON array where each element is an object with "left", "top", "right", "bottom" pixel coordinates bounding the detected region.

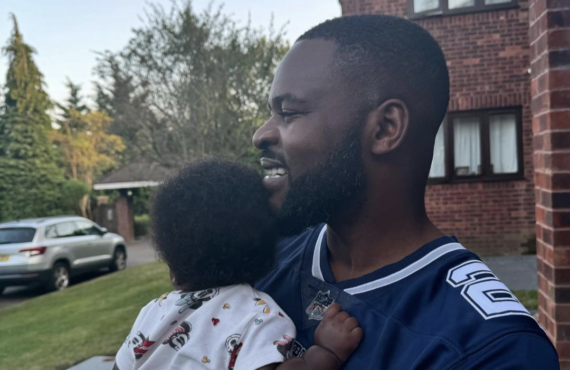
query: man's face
[{"left": 253, "top": 39, "right": 366, "bottom": 235}]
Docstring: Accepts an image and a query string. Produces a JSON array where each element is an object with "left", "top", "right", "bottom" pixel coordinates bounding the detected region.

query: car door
[
  {"left": 52, "top": 221, "right": 93, "bottom": 269},
  {"left": 74, "top": 221, "right": 112, "bottom": 264}
]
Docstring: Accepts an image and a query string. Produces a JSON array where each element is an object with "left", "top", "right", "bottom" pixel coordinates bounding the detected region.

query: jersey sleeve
[
  {"left": 115, "top": 303, "right": 153, "bottom": 370},
  {"left": 453, "top": 332, "right": 559, "bottom": 370},
  {"left": 233, "top": 311, "right": 297, "bottom": 370}
]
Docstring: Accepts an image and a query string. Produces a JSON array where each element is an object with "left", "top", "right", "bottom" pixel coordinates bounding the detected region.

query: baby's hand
[{"left": 314, "top": 303, "right": 363, "bottom": 365}]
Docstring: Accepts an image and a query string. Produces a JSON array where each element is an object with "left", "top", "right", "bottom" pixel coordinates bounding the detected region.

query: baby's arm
[{"left": 260, "top": 303, "right": 363, "bottom": 370}]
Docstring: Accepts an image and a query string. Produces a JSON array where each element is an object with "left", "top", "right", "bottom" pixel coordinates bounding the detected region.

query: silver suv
[{"left": 0, "top": 216, "right": 127, "bottom": 293}]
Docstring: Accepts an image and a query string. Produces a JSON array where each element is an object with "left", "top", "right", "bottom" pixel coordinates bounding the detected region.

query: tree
[
  {"left": 95, "top": 1, "right": 288, "bottom": 168},
  {"left": 51, "top": 82, "right": 125, "bottom": 216},
  {"left": 0, "top": 14, "right": 66, "bottom": 221},
  {"left": 0, "top": 14, "right": 54, "bottom": 160},
  {"left": 51, "top": 109, "right": 125, "bottom": 189},
  {"left": 57, "top": 78, "right": 89, "bottom": 120}
]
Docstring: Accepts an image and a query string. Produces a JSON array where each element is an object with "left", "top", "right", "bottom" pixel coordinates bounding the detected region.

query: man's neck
[{"left": 325, "top": 202, "right": 444, "bottom": 283}]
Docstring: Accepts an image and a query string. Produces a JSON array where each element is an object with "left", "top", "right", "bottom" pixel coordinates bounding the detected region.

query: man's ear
[{"left": 364, "top": 99, "right": 410, "bottom": 156}]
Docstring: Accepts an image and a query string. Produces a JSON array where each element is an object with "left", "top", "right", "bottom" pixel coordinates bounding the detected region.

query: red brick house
[{"left": 340, "top": 0, "right": 535, "bottom": 255}]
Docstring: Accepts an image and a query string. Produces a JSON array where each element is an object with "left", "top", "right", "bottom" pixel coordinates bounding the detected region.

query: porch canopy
[{"left": 93, "top": 159, "right": 174, "bottom": 191}]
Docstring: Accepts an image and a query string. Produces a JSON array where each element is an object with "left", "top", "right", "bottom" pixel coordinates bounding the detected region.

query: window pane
[
  {"left": 45, "top": 225, "right": 58, "bottom": 239},
  {"left": 490, "top": 114, "right": 518, "bottom": 174},
  {"left": 486, "top": 0, "right": 511, "bottom": 4},
  {"left": 453, "top": 117, "right": 481, "bottom": 176},
  {"left": 429, "top": 124, "right": 446, "bottom": 178},
  {"left": 56, "top": 222, "right": 76, "bottom": 238},
  {"left": 449, "top": 0, "right": 475, "bottom": 9},
  {"left": 0, "top": 228, "right": 36, "bottom": 244},
  {"left": 75, "top": 221, "right": 100, "bottom": 236},
  {"left": 415, "top": 0, "right": 439, "bottom": 13}
]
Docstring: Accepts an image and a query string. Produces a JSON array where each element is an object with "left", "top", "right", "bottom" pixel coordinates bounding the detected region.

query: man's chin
[{"left": 268, "top": 188, "right": 287, "bottom": 215}]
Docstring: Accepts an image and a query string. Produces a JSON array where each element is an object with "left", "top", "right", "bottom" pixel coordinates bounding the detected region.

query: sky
[{"left": 0, "top": 0, "right": 341, "bottom": 107}]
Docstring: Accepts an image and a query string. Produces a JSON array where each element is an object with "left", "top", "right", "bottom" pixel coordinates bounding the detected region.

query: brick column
[
  {"left": 530, "top": 0, "right": 570, "bottom": 366},
  {"left": 115, "top": 193, "right": 135, "bottom": 242}
]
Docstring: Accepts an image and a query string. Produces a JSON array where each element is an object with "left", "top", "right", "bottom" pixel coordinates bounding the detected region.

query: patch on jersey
[
  {"left": 305, "top": 290, "right": 334, "bottom": 321},
  {"left": 446, "top": 260, "right": 531, "bottom": 320}
]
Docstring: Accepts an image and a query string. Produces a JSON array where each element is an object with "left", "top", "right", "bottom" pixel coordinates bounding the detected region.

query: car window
[
  {"left": 45, "top": 225, "right": 58, "bottom": 239},
  {"left": 0, "top": 228, "right": 36, "bottom": 244},
  {"left": 55, "top": 222, "right": 77, "bottom": 238},
  {"left": 74, "top": 221, "right": 101, "bottom": 236}
]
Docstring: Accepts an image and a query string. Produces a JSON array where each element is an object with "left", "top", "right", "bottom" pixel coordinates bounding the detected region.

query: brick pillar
[
  {"left": 115, "top": 193, "right": 135, "bottom": 242},
  {"left": 530, "top": 0, "right": 570, "bottom": 366}
]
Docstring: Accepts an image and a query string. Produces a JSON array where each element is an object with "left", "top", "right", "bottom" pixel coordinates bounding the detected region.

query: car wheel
[
  {"left": 0, "top": 286, "right": 5, "bottom": 295},
  {"left": 45, "top": 262, "right": 70, "bottom": 292},
  {"left": 110, "top": 247, "right": 127, "bottom": 272}
]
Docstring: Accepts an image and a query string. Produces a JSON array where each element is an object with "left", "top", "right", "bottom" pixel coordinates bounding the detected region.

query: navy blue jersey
[{"left": 256, "top": 225, "right": 559, "bottom": 369}]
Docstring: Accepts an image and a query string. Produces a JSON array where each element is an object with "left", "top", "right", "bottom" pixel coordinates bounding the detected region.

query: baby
[{"left": 114, "top": 158, "right": 362, "bottom": 370}]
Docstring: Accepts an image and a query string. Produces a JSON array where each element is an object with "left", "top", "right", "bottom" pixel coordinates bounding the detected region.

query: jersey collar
[{"left": 310, "top": 224, "right": 465, "bottom": 295}]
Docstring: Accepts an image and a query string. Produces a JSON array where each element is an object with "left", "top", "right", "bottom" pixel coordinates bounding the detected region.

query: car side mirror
[{"left": 100, "top": 227, "right": 108, "bottom": 235}]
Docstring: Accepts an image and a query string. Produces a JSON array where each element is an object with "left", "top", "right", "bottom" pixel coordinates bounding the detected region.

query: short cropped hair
[
  {"left": 151, "top": 158, "right": 276, "bottom": 291},
  {"left": 298, "top": 15, "right": 450, "bottom": 134}
]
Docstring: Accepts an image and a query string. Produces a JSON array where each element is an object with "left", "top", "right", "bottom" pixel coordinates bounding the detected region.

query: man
[{"left": 253, "top": 15, "right": 559, "bottom": 369}]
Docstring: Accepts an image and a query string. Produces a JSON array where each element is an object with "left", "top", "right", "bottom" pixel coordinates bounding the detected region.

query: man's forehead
[{"left": 270, "top": 39, "right": 339, "bottom": 103}]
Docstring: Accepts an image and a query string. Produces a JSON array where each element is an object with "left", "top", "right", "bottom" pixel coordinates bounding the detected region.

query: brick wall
[
  {"left": 115, "top": 194, "right": 135, "bottom": 242},
  {"left": 530, "top": 0, "right": 570, "bottom": 366},
  {"left": 341, "top": 0, "right": 536, "bottom": 255}
]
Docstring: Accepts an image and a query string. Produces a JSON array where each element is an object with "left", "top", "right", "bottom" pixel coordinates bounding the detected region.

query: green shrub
[
  {"left": 134, "top": 214, "right": 150, "bottom": 237},
  {"left": 60, "top": 179, "right": 89, "bottom": 215}
]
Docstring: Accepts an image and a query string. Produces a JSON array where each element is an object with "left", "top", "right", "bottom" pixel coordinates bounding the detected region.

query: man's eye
[{"left": 279, "top": 111, "right": 300, "bottom": 122}]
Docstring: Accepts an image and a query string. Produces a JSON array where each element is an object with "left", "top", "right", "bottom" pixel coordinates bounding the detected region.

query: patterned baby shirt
[{"left": 116, "top": 284, "right": 297, "bottom": 370}]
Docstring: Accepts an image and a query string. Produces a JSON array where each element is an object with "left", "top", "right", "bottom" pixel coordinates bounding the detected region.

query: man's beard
[{"left": 277, "top": 125, "right": 366, "bottom": 236}]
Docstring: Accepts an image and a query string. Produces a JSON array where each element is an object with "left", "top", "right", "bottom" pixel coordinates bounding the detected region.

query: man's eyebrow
[{"left": 269, "top": 93, "right": 307, "bottom": 109}]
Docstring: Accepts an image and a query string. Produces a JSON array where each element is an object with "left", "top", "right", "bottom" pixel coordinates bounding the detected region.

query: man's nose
[{"left": 252, "top": 120, "right": 279, "bottom": 150}]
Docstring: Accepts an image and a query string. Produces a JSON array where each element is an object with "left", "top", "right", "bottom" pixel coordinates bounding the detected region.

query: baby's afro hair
[{"left": 151, "top": 157, "right": 277, "bottom": 291}]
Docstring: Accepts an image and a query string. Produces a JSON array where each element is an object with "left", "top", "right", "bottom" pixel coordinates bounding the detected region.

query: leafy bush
[
  {"left": 60, "top": 179, "right": 89, "bottom": 215},
  {"left": 134, "top": 214, "right": 150, "bottom": 237}
]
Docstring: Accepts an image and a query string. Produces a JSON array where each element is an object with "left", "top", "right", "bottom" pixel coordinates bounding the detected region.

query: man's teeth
[{"left": 265, "top": 167, "right": 287, "bottom": 178}]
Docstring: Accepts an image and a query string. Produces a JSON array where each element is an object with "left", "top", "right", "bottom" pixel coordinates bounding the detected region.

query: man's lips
[
  {"left": 260, "top": 157, "right": 288, "bottom": 178},
  {"left": 260, "top": 157, "right": 288, "bottom": 192}
]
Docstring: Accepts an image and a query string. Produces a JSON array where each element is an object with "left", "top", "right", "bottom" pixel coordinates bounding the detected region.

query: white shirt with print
[{"left": 115, "top": 284, "right": 297, "bottom": 370}]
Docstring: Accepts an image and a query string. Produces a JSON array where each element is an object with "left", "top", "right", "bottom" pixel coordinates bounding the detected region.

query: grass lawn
[
  {"left": 512, "top": 290, "right": 538, "bottom": 311},
  {"left": 0, "top": 261, "right": 172, "bottom": 370}
]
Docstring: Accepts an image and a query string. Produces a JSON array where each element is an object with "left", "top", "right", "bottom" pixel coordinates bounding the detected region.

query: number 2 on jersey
[{"left": 447, "top": 260, "right": 530, "bottom": 320}]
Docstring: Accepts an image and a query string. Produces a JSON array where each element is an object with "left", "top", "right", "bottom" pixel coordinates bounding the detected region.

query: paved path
[
  {"left": 0, "top": 239, "right": 157, "bottom": 310},
  {"left": 67, "top": 356, "right": 115, "bottom": 370},
  {"left": 482, "top": 255, "right": 537, "bottom": 291}
]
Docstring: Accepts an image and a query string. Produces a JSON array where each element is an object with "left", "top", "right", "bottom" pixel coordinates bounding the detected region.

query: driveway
[{"left": 0, "top": 239, "right": 156, "bottom": 310}]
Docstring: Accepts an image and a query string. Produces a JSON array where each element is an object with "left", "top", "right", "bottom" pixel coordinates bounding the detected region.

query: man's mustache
[{"left": 260, "top": 149, "right": 287, "bottom": 167}]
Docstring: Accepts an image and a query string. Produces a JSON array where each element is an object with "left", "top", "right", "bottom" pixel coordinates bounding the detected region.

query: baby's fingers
[{"left": 323, "top": 303, "right": 342, "bottom": 319}]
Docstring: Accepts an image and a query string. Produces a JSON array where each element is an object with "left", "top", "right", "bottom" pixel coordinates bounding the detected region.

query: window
[
  {"left": 45, "top": 225, "right": 58, "bottom": 239},
  {"left": 50, "top": 222, "right": 78, "bottom": 238},
  {"left": 0, "top": 228, "right": 36, "bottom": 244},
  {"left": 428, "top": 108, "right": 522, "bottom": 183},
  {"left": 410, "top": 0, "right": 516, "bottom": 17},
  {"left": 74, "top": 221, "right": 102, "bottom": 236}
]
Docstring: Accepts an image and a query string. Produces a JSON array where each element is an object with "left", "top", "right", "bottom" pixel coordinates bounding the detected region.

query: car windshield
[{"left": 0, "top": 228, "right": 37, "bottom": 244}]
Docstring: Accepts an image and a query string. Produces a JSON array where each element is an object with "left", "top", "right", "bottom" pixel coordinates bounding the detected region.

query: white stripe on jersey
[
  {"left": 311, "top": 225, "right": 466, "bottom": 296},
  {"left": 311, "top": 225, "right": 327, "bottom": 281}
]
